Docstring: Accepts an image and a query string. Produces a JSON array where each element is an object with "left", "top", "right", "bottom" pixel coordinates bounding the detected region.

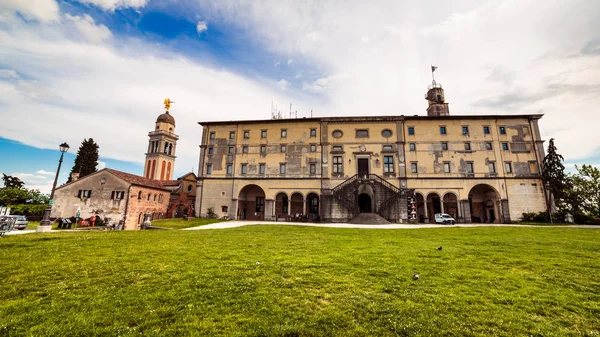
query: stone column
[
  {"left": 501, "top": 199, "right": 511, "bottom": 223},
  {"left": 460, "top": 200, "right": 471, "bottom": 223},
  {"left": 265, "top": 199, "right": 274, "bottom": 221},
  {"left": 287, "top": 199, "right": 291, "bottom": 216},
  {"left": 441, "top": 200, "right": 445, "bottom": 214},
  {"left": 303, "top": 199, "right": 307, "bottom": 215},
  {"left": 423, "top": 199, "right": 429, "bottom": 223}
]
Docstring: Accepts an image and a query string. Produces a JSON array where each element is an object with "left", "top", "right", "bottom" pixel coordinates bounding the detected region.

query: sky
[{"left": 0, "top": 0, "right": 599, "bottom": 194}]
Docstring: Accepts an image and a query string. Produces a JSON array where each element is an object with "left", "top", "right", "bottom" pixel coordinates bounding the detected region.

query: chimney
[{"left": 71, "top": 172, "right": 80, "bottom": 182}]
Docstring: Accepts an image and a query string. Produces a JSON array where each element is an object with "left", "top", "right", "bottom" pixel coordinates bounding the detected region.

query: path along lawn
[{"left": 0, "top": 226, "right": 598, "bottom": 336}]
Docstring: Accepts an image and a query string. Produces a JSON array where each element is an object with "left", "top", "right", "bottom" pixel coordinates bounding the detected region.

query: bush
[
  {"left": 592, "top": 218, "right": 600, "bottom": 226},
  {"left": 521, "top": 211, "right": 550, "bottom": 223},
  {"left": 7, "top": 204, "right": 47, "bottom": 216}
]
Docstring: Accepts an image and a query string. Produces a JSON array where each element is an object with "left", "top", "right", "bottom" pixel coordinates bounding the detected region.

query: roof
[
  {"left": 198, "top": 114, "right": 544, "bottom": 126},
  {"left": 156, "top": 112, "right": 175, "bottom": 125},
  {"left": 159, "top": 180, "right": 180, "bottom": 187},
  {"left": 105, "top": 169, "right": 171, "bottom": 191}
]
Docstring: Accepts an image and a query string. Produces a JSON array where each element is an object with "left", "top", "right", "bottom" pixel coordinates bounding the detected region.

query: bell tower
[
  {"left": 425, "top": 66, "right": 450, "bottom": 116},
  {"left": 144, "top": 99, "right": 179, "bottom": 180}
]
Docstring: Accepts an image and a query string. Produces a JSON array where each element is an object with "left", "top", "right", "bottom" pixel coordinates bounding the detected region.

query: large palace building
[{"left": 194, "top": 81, "right": 548, "bottom": 223}]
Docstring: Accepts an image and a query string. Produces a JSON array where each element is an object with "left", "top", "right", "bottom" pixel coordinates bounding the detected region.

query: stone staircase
[{"left": 348, "top": 213, "right": 391, "bottom": 224}]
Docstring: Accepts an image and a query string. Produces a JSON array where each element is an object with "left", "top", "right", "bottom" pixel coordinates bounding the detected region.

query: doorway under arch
[
  {"left": 426, "top": 193, "right": 442, "bottom": 223},
  {"left": 468, "top": 184, "right": 500, "bottom": 223},
  {"left": 443, "top": 193, "right": 459, "bottom": 219},
  {"left": 415, "top": 193, "right": 426, "bottom": 223},
  {"left": 238, "top": 184, "right": 266, "bottom": 220},
  {"left": 290, "top": 193, "right": 304, "bottom": 216},
  {"left": 275, "top": 192, "right": 289, "bottom": 218},
  {"left": 358, "top": 193, "right": 372, "bottom": 213},
  {"left": 307, "top": 193, "right": 319, "bottom": 220}
]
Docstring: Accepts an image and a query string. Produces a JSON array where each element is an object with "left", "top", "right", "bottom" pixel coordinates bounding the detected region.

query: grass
[
  {"left": 0, "top": 226, "right": 599, "bottom": 336},
  {"left": 150, "top": 217, "right": 226, "bottom": 230}
]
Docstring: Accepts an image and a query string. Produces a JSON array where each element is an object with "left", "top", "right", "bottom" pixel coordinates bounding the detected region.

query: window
[
  {"left": 505, "top": 162, "right": 513, "bottom": 173},
  {"left": 443, "top": 162, "right": 451, "bottom": 173},
  {"left": 382, "top": 145, "right": 393, "bottom": 151},
  {"left": 255, "top": 197, "right": 265, "bottom": 212},
  {"left": 259, "top": 163, "right": 265, "bottom": 174},
  {"left": 483, "top": 126, "right": 490, "bottom": 135},
  {"left": 111, "top": 191, "right": 124, "bottom": 200},
  {"left": 485, "top": 142, "right": 493, "bottom": 150},
  {"left": 261, "top": 130, "right": 267, "bottom": 138},
  {"left": 206, "top": 164, "right": 212, "bottom": 175},
  {"left": 441, "top": 142, "right": 448, "bottom": 151},
  {"left": 408, "top": 127, "right": 415, "bottom": 135},
  {"left": 332, "top": 130, "right": 343, "bottom": 138},
  {"left": 383, "top": 155, "right": 394, "bottom": 173},
  {"left": 243, "top": 130, "right": 250, "bottom": 139},
  {"left": 310, "top": 128, "right": 317, "bottom": 137},
  {"left": 489, "top": 162, "right": 496, "bottom": 173},
  {"left": 281, "top": 129, "right": 287, "bottom": 138},
  {"left": 310, "top": 144, "right": 317, "bottom": 152},
  {"left": 229, "top": 131, "right": 235, "bottom": 139},
  {"left": 260, "top": 145, "right": 266, "bottom": 154},
  {"left": 154, "top": 194, "right": 157, "bottom": 201},
  {"left": 499, "top": 126, "right": 506, "bottom": 135},
  {"left": 78, "top": 190, "right": 92, "bottom": 198},
  {"left": 208, "top": 147, "right": 214, "bottom": 155},
  {"left": 310, "top": 163, "right": 316, "bottom": 174},
  {"left": 356, "top": 129, "right": 369, "bottom": 138},
  {"left": 381, "top": 129, "right": 393, "bottom": 138},
  {"left": 209, "top": 132, "right": 215, "bottom": 140},
  {"left": 466, "top": 162, "right": 474, "bottom": 173},
  {"left": 226, "top": 164, "right": 232, "bottom": 175},
  {"left": 280, "top": 145, "right": 286, "bottom": 153},
  {"left": 280, "top": 164, "right": 286, "bottom": 174},
  {"left": 242, "top": 146, "right": 248, "bottom": 153},
  {"left": 241, "top": 164, "right": 247, "bottom": 175},
  {"left": 440, "top": 126, "right": 447, "bottom": 135},
  {"left": 137, "top": 191, "right": 142, "bottom": 199},
  {"left": 529, "top": 161, "right": 538, "bottom": 174},
  {"left": 409, "top": 143, "right": 416, "bottom": 151},
  {"left": 462, "top": 126, "right": 469, "bottom": 135},
  {"left": 464, "top": 142, "right": 471, "bottom": 151},
  {"left": 187, "top": 185, "right": 192, "bottom": 192},
  {"left": 147, "top": 193, "right": 151, "bottom": 201},
  {"left": 158, "top": 194, "right": 163, "bottom": 203},
  {"left": 333, "top": 156, "right": 343, "bottom": 173},
  {"left": 228, "top": 146, "right": 234, "bottom": 154},
  {"left": 411, "top": 162, "right": 418, "bottom": 173},
  {"left": 282, "top": 197, "right": 288, "bottom": 213},
  {"left": 502, "top": 143, "right": 509, "bottom": 151},
  {"left": 222, "top": 206, "right": 228, "bottom": 213},
  {"left": 332, "top": 145, "right": 343, "bottom": 151}
]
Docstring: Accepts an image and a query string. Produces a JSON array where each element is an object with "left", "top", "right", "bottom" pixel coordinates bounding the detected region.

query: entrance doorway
[
  {"left": 358, "top": 158, "right": 369, "bottom": 177},
  {"left": 358, "top": 193, "right": 372, "bottom": 213}
]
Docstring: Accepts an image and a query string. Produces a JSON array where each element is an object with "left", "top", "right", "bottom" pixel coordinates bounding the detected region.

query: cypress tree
[
  {"left": 68, "top": 138, "right": 100, "bottom": 182},
  {"left": 541, "top": 138, "right": 567, "bottom": 218}
]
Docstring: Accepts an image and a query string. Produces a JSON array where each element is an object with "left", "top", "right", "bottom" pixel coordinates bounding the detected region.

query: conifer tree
[
  {"left": 542, "top": 138, "right": 567, "bottom": 203},
  {"left": 68, "top": 138, "right": 100, "bottom": 182}
]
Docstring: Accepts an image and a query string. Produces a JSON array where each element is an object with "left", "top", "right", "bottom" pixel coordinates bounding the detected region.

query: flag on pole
[{"left": 431, "top": 65, "right": 438, "bottom": 72}]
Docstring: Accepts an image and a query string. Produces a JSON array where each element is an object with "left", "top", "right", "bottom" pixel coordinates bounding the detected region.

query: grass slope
[
  {"left": 150, "top": 218, "right": 225, "bottom": 230},
  {"left": 0, "top": 227, "right": 598, "bottom": 336}
]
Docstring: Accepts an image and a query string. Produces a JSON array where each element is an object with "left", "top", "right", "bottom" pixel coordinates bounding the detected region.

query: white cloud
[
  {"left": 97, "top": 161, "right": 106, "bottom": 170},
  {"left": 0, "top": 0, "right": 60, "bottom": 23},
  {"left": 64, "top": 14, "right": 112, "bottom": 43},
  {"left": 287, "top": 59, "right": 293, "bottom": 65},
  {"left": 36, "top": 170, "right": 55, "bottom": 176},
  {"left": 75, "top": 0, "right": 147, "bottom": 11},
  {"left": 277, "top": 79, "right": 290, "bottom": 90},
  {"left": 0, "top": 69, "right": 18, "bottom": 79},
  {"left": 196, "top": 21, "right": 208, "bottom": 35}
]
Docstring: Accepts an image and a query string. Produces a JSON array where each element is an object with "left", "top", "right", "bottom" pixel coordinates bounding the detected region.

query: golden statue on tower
[{"left": 164, "top": 98, "right": 174, "bottom": 112}]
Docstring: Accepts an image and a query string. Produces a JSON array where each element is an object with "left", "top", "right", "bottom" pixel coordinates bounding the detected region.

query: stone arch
[
  {"left": 426, "top": 192, "right": 442, "bottom": 223},
  {"left": 275, "top": 192, "right": 289, "bottom": 218},
  {"left": 415, "top": 192, "right": 426, "bottom": 223},
  {"left": 290, "top": 192, "right": 304, "bottom": 216},
  {"left": 238, "top": 184, "right": 266, "bottom": 220},
  {"left": 175, "top": 204, "right": 188, "bottom": 218},
  {"left": 443, "top": 192, "right": 459, "bottom": 219},
  {"left": 468, "top": 184, "right": 501, "bottom": 223},
  {"left": 357, "top": 183, "right": 375, "bottom": 213}
]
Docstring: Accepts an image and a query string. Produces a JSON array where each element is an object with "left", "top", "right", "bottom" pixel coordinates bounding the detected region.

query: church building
[{"left": 194, "top": 78, "right": 548, "bottom": 223}]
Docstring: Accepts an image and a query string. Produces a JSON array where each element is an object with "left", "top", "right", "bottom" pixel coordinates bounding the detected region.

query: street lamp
[{"left": 37, "top": 142, "right": 70, "bottom": 232}]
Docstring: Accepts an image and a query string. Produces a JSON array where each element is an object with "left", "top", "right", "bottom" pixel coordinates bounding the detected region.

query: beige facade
[{"left": 195, "top": 85, "right": 548, "bottom": 223}]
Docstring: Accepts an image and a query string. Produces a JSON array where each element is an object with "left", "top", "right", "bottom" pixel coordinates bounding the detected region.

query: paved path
[
  {"left": 183, "top": 220, "right": 599, "bottom": 230},
  {"left": 4, "top": 229, "right": 36, "bottom": 235}
]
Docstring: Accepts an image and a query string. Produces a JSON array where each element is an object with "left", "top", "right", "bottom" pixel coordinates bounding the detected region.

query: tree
[
  {"left": 541, "top": 138, "right": 567, "bottom": 215},
  {"left": 571, "top": 164, "right": 600, "bottom": 218},
  {"left": 2, "top": 174, "right": 24, "bottom": 189},
  {"left": 0, "top": 187, "right": 50, "bottom": 205},
  {"left": 68, "top": 138, "right": 100, "bottom": 182}
]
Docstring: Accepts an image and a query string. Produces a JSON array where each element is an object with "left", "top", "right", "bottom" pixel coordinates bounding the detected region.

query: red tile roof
[
  {"left": 106, "top": 169, "right": 171, "bottom": 191},
  {"left": 159, "top": 180, "right": 180, "bottom": 187}
]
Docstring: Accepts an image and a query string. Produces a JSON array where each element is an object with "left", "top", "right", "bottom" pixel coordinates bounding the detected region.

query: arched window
[
  {"left": 158, "top": 194, "right": 163, "bottom": 203},
  {"left": 168, "top": 144, "right": 173, "bottom": 155},
  {"left": 153, "top": 194, "right": 157, "bottom": 201},
  {"left": 138, "top": 191, "right": 142, "bottom": 199},
  {"left": 164, "top": 143, "right": 168, "bottom": 153},
  {"left": 147, "top": 193, "right": 151, "bottom": 201}
]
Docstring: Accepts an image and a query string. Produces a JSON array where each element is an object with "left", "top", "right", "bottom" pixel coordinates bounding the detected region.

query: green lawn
[
  {"left": 150, "top": 217, "right": 226, "bottom": 230},
  {"left": 1, "top": 227, "right": 598, "bottom": 336}
]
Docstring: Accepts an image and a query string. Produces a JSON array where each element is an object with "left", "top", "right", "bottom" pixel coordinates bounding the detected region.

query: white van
[{"left": 434, "top": 213, "right": 456, "bottom": 225}]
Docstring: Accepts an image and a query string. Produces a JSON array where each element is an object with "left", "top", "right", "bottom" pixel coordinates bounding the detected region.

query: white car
[{"left": 434, "top": 213, "right": 456, "bottom": 225}]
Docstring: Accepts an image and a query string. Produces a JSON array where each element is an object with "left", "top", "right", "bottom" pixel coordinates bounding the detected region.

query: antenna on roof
[
  {"left": 289, "top": 102, "right": 292, "bottom": 119},
  {"left": 311, "top": 109, "right": 313, "bottom": 118}
]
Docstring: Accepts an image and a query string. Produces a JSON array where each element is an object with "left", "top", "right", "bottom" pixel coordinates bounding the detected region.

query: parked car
[
  {"left": 12, "top": 215, "right": 28, "bottom": 230},
  {"left": 434, "top": 213, "right": 456, "bottom": 225}
]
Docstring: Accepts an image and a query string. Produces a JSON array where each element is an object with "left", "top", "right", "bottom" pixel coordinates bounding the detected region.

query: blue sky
[{"left": 1, "top": 0, "right": 599, "bottom": 193}]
